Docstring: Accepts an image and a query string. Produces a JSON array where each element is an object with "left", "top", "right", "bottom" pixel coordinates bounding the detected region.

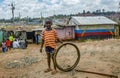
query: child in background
[
  {"left": 1, "top": 41, "right": 7, "bottom": 52},
  {"left": 9, "top": 35, "right": 14, "bottom": 48},
  {"left": 6, "top": 39, "right": 11, "bottom": 51}
]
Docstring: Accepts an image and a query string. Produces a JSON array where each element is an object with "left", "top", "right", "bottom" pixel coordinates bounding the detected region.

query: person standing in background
[
  {"left": 6, "top": 39, "right": 11, "bottom": 51},
  {"left": 9, "top": 35, "right": 14, "bottom": 48},
  {"left": 1, "top": 41, "right": 7, "bottom": 52}
]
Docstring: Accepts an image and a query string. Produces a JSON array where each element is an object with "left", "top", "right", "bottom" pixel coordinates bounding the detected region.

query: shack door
[{"left": 65, "top": 27, "right": 73, "bottom": 39}]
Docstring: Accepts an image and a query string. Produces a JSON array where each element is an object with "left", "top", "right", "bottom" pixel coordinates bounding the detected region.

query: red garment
[{"left": 6, "top": 40, "right": 11, "bottom": 47}]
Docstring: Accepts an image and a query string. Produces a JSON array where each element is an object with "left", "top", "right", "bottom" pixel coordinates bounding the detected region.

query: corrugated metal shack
[
  {"left": 52, "top": 19, "right": 75, "bottom": 40},
  {"left": 0, "top": 24, "right": 75, "bottom": 43},
  {"left": 69, "top": 16, "right": 118, "bottom": 39},
  {"left": 53, "top": 24, "right": 75, "bottom": 40},
  {"left": 0, "top": 25, "right": 43, "bottom": 43}
]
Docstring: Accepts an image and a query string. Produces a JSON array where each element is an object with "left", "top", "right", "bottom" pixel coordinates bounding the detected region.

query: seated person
[
  {"left": 13, "top": 39, "right": 20, "bottom": 49},
  {"left": 19, "top": 39, "right": 27, "bottom": 49}
]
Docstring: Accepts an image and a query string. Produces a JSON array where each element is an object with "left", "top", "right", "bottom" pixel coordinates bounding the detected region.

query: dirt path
[{"left": 0, "top": 39, "right": 120, "bottom": 78}]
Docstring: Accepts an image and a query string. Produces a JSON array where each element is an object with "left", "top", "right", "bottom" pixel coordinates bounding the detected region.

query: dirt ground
[{"left": 0, "top": 38, "right": 120, "bottom": 78}]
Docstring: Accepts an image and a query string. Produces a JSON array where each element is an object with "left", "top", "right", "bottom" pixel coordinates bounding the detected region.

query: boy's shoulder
[{"left": 52, "top": 28, "right": 56, "bottom": 30}]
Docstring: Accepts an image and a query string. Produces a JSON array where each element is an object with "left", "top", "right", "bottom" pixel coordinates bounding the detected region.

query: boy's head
[
  {"left": 45, "top": 20, "right": 52, "bottom": 25},
  {"left": 45, "top": 20, "right": 52, "bottom": 29},
  {"left": 45, "top": 19, "right": 52, "bottom": 25}
]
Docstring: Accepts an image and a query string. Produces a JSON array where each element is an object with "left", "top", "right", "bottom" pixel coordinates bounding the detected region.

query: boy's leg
[
  {"left": 51, "top": 53, "right": 57, "bottom": 74},
  {"left": 44, "top": 52, "right": 52, "bottom": 72},
  {"left": 2, "top": 48, "right": 4, "bottom": 52},
  {"left": 52, "top": 53, "right": 57, "bottom": 70},
  {"left": 5, "top": 47, "right": 7, "bottom": 52},
  {"left": 9, "top": 46, "right": 11, "bottom": 50},
  {"left": 2, "top": 48, "right": 6, "bottom": 52},
  {"left": 6, "top": 47, "right": 8, "bottom": 51},
  {"left": 47, "top": 52, "right": 51, "bottom": 69}
]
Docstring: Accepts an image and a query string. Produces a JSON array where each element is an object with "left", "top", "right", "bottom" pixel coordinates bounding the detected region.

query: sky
[{"left": 0, "top": 0, "right": 119, "bottom": 19}]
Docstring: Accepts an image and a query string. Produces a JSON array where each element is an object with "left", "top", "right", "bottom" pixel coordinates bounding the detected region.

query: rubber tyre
[{"left": 54, "top": 42, "right": 80, "bottom": 72}]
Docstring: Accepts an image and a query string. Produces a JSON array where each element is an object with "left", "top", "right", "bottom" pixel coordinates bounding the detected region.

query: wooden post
[{"left": 114, "top": 25, "right": 119, "bottom": 37}]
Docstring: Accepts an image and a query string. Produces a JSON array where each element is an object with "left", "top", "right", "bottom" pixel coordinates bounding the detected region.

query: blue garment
[
  {"left": 2, "top": 47, "right": 7, "bottom": 52},
  {"left": 45, "top": 46, "right": 55, "bottom": 54},
  {"left": 35, "top": 34, "right": 39, "bottom": 44}
]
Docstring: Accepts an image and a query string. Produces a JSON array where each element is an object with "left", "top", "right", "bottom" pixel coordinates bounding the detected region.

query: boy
[{"left": 40, "top": 20, "right": 62, "bottom": 75}]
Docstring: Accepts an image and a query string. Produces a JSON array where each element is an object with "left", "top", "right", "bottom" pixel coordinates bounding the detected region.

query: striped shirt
[{"left": 41, "top": 28, "right": 58, "bottom": 49}]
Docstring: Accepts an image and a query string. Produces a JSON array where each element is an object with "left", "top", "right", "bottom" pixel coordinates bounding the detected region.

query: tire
[{"left": 54, "top": 42, "right": 80, "bottom": 72}]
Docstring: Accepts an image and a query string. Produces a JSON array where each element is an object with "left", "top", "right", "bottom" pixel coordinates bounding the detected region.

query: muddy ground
[{"left": 0, "top": 39, "right": 120, "bottom": 78}]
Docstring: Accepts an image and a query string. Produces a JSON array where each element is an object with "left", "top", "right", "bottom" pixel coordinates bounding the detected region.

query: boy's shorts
[{"left": 45, "top": 46, "right": 55, "bottom": 54}]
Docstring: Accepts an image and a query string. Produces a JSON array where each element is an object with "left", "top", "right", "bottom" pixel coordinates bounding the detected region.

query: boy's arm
[
  {"left": 40, "top": 39, "right": 44, "bottom": 53},
  {"left": 40, "top": 30, "right": 45, "bottom": 53}
]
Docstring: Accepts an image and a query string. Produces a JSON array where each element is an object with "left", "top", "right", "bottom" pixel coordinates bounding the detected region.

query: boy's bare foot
[
  {"left": 44, "top": 68, "right": 52, "bottom": 73},
  {"left": 51, "top": 70, "right": 57, "bottom": 75}
]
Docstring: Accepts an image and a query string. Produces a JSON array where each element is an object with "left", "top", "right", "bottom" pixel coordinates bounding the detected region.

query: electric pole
[
  {"left": 10, "top": 2, "right": 15, "bottom": 23},
  {"left": 117, "top": 2, "right": 120, "bottom": 13},
  {"left": 40, "top": 12, "right": 43, "bottom": 19},
  {"left": 19, "top": 12, "right": 21, "bottom": 22}
]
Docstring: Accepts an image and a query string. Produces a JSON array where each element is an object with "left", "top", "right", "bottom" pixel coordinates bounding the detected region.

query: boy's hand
[
  {"left": 59, "top": 39, "right": 63, "bottom": 43},
  {"left": 60, "top": 40, "right": 63, "bottom": 43},
  {"left": 40, "top": 48, "right": 42, "bottom": 53}
]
